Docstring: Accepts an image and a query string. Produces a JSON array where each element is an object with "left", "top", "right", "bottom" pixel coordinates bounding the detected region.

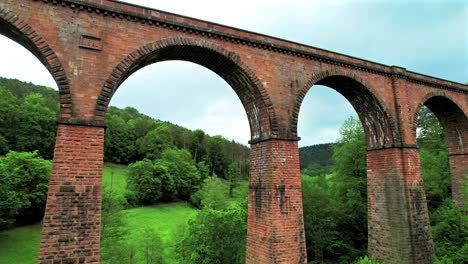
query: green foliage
[
  {"left": 417, "top": 106, "right": 451, "bottom": 212},
  {"left": 416, "top": 107, "right": 467, "bottom": 262},
  {"left": 302, "top": 175, "right": 338, "bottom": 263},
  {"left": 430, "top": 200, "right": 468, "bottom": 262},
  {"left": 176, "top": 203, "right": 247, "bottom": 264},
  {"left": 127, "top": 159, "right": 163, "bottom": 205},
  {"left": 227, "top": 162, "right": 241, "bottom": 197},
  {"left": 0, "top": 134, "right": 9, "bottom": 155},
  {"left": 302, "top": 117, "right": 368, "bottom": 263},
  {"left": 0, "top": 82, "right": 58, "bottom": 159},
  {"left": 141, "top": 226, "right": 165, "bottom": 264},
  {"left": 206, "top": 135, "right": 227, "bottom": 177},
  {"left": 15, "top": 93, "right": 57, "bottom": 159},
  {"left": 191, "top": 177, "right": 229, "bottom": 210},
  {"left": 299, "top": 143, "right": 334, "bottom": 171},
  {"left": 138, "top": 124, "right": 174, "bottom": 160},
  {"left": 160, "top": 148, "right": 202, "bottom": 200},
  {"left": 105, "top": 113, "right": 137, "bottom": 164},
  {"left": 0, "top": 151, "right": 51, "bottom": 229},
  {"left": 330, "top": 117, "right": 368, "bottom": 261},
  {"left": 354, "top": 256, "right": 382, "bottom": 264},
  {"left": 127, "top": 148, "right": 203, "bottom": 205},
  {"left": 124, "top": 203, "right": 198, "bottom": 263},
  {"left": 191, "top": 129, "right": 206, "bottom": 163},
  {"left": 101, "top": 188, "right": 133, "bottom": 264}
]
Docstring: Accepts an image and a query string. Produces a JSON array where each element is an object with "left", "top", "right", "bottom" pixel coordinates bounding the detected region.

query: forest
[{"left": 0, "top": 77, "right": 466, "bottom": 264}]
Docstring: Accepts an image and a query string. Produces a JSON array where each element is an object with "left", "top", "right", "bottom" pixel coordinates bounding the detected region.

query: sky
[{"left": 0, "top": 0, "right": 466, "bottom": 146}]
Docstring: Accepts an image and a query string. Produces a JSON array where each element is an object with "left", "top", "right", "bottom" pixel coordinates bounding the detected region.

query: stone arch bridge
[{"left": 0, "top": 0, "right": 466, "bottom": 263}]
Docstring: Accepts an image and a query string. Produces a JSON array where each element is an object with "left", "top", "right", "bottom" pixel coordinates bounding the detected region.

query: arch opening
[
  {"left": 0, "top": 10, "right": 70, "bottom": 118},
  {"left": 415, "top": 95, "right": 468, "bottom": 210},
  {"left": 296, "top": 74, "right": 395, "bottom": 150},
  {"left": 0, "top": 19, "right": 62, "bottom": 264},
  {"left": 98, "top": 39, "right": 276, "bottom": 142},
  {"left": 99, "top": 50, "right": 253, "bottom": 263},
  {"left": 419, "top": 96, "right": 468, "bottom": 155},
  {"left": 296, "top": 74, "right": 398, "bottom": 263},
  {"left": 413, "top": 95, "right": 468, "bottom": 261}
]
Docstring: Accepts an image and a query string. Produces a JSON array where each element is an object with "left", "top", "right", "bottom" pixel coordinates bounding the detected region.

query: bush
[
  {"left": 354, "top": 256, "right": 382, "bottom": 264},
  {"left": 176, "top": 203, "right": 247, "bottom": 264},
  {"left": 430, "top": 200, "right": 468, "bottom": 262},
  {"left": 0, "top": 151, "right": 51, "bottom": 228},
  {"left": 127, "top": 159, "right": 162, "bottom": 205},
  {"left": 190, "top": 177, "right": 229, "bottom": 210}
]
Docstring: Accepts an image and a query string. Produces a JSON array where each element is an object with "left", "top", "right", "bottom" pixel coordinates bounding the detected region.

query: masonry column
[
  {"left": 367, "top": 147, "right": 434, "bottom": 263},
  {"left": 246, "top": 139, "right": 307, "bottom": 264},
  {"left": 449, "top": 152, "right": 467, "bottom": 210},
  {"left": 37, "top": 123, "right": 105, "bottom": 264}
]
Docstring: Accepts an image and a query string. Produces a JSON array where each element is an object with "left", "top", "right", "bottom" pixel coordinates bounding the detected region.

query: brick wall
[
  {"left": 246, "top": 139, "right": 307, "bottom": 263},
  {"left": 367, "top": 147, "right": 433, "bottom": 263},
  {"left": 38, "top": 124, "right": 105, "bottom": 264},
  {"left": 449, "top": 154, "right": 467, "bottom": 209},
  {"left": 0, "top": 1, "right": 466, "bottom": 263}
]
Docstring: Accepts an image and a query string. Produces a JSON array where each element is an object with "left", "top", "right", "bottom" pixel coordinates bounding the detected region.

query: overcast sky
[{"left": 0, "top": 0, "right": 466, "bottom": 146}]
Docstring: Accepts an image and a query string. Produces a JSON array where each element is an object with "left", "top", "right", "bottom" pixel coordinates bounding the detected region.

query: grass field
[
  {"left": 123, "top": 203, "right": 198, "bottom": 263},
  {"left": 0, "top": 204, "right": 197, "bottom": 264},
  {"left": 0, "top": 224, "right": 41, "bottom": 264},
  {"left": 0, "top": 163, "right": 199, "bottom": 264},
  {"left": 102, "top": 162, "right": 128, "bottom": 195}
]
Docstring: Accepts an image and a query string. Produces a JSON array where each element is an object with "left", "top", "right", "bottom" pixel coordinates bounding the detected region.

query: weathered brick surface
[
  {"left": 38, "top": 124, "right": 104, "bottom": 264},
  {"left": 367, "top": 147, "right": 433, "bottom": 263},
  {"left": 247, "top": 139, "right": 307, "bottom": 263},
  {"left": 0, "top": 0, "right": 466, "bottom": 263},
  {"left": 449, "top": 154, "right": 468, "bottom": 209}
]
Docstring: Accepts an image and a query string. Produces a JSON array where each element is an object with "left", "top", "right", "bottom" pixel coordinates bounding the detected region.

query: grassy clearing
[
  {"left": 0, "top": 163, "right": 199, "bottom": 264},
  {"left": 0, "top": 224, "right": 41, "bottom": 264},
  {"left": 102, "top": 162, "right": 128, "bottom": 195},
  {"left": 0, "top": 166, "right": 252, "bottom": 264},
  {"left": 123, "top": 203, "right": 198, "bottom": 264}
]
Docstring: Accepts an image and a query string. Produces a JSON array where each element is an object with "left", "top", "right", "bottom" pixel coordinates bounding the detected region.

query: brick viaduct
[{"left": 0, "top": 0, "right": 466, "bottom": 263}]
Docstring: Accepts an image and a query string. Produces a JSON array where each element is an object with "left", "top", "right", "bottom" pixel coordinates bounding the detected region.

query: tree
[
  {"left": 430, "top": 200, "right": 468, "bottom": 262},
  {"left": 153, "top": 159, "right": 177, "bottom": 201},
  {"left": 191, "top": 177, "right": 229, "bottom": 210},
  {"left": 206, "top": 135, "right": 227, "bottom": 178},
  {"left": 191, "top": 129, "right": 206, "bottom": 162},
  {"left": 0, "top": 151, "right": 51, "bottom": 229},
  {"left": 0, "top": 87, "right": 20, "bottom": 151},
  {"left": 302, "top": 117, "right": 368, "bottom": 263},
  {"left": 0, "top": 134, "right": 9, "bottom": 155},
  {"left": 302, "top": 175, "right": 338, "bottom": 262},
  {"left": 176, "top": 203, "right": 247, "bottom": 264},
  {"left": 101, "top": 188, "right": 132, "bottom": 264},
  {"left": 137, "top": 124, "right": 174, "bottom": 160},
  {"left": 417, "top": 106, "right": 451, "bottom": 211},
  {"left": 105, "top": 113, "right": 137, "bottom": 164},
  {"left": 141, "top": 226, "right": 164, "bottom": 264},
  {"left": 127, "top": 159, "right": 162, "bottom": 205},
  {"left": 15, "top": 93, "right": 57, "bottom": 159},
  {"left": 160, "top": 148, "right": 201, "bottom": 200},
  {"left": 227, "top": 163, "right": 241, "bottom": 197}
]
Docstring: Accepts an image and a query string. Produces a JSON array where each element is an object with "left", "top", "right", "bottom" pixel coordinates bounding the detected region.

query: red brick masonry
[{"left": 0, "top": 1, "right": 466, "bottom": 263}]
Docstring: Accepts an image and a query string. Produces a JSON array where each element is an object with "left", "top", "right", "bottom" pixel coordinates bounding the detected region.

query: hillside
[
  {"left": 299, "top": 143, "right": 334, "bottom": 171},
  {"left": 0, "top": 76, "right": 250, "bottom": 178}
]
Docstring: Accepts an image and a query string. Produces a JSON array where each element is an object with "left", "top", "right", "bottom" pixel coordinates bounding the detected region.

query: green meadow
[{"left": 0, "top": 164, "right": 198, "bottom": 264}]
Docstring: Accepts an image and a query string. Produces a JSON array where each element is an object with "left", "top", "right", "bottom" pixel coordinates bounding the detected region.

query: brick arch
[
  {"left": 0, "top": 8, "right": 71, "bottom": 119},
  {"left": 293, "top": 69, "right": 397, "bottom": 149},
  {"left": 412, "top": 92, "right": 468, "bottom": 154},
  {"left": 96, "top": 37, "right": 278, "bottom": 142}
]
